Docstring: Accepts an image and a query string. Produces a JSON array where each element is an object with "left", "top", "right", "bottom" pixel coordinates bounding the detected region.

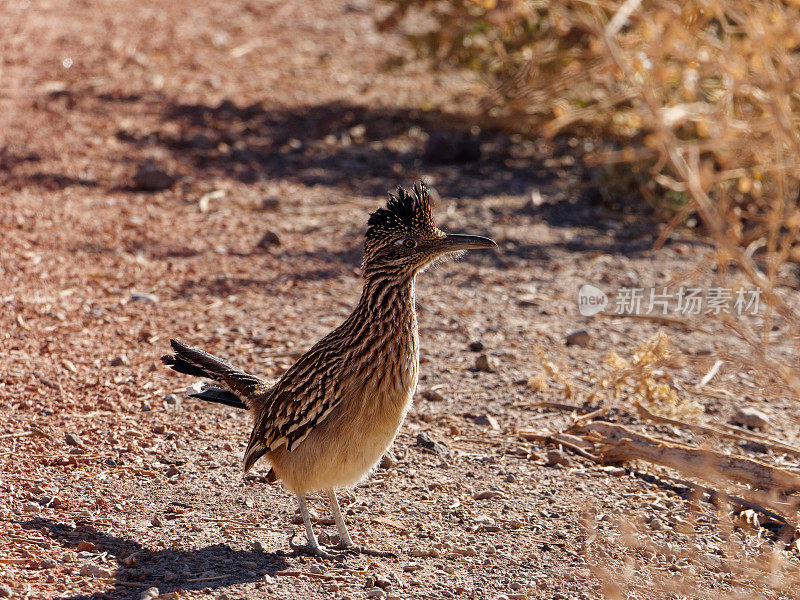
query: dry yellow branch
[{"left": 573, "top": 421, "right": 800, "bottom": 493}]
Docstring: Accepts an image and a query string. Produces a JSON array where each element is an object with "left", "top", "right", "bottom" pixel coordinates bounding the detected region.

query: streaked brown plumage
[{"left": 162, "top": 181, "right": 496, "bottom": 558}]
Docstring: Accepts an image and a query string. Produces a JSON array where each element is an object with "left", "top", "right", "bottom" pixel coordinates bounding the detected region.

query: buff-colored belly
[{"left": 266, "top": 385, "right": 414, "bottom": 495}]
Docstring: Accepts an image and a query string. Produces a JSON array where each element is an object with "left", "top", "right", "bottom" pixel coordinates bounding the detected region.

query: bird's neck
[{"left": 358, "top": 274, "right": 417, "bottom": 324}]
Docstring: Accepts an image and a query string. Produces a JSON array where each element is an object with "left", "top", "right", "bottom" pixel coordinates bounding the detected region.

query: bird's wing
[{"left": 242, "top": 344, "right": 343, "bottom": 472}]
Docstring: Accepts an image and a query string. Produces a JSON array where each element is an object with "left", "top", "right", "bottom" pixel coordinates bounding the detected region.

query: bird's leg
[
  {"left": 325, "top": 489, "right": 396, "bottom": 558},
  {"left": 326, "top": 488, "right": 355, "bottom": 547},
  {"left": 288, "top": 495, "right": 339, "bottom": 560}
]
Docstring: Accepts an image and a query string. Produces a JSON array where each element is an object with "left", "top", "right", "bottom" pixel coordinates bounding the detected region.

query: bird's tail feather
[
  {"left": 161, "top": 339, "right": 265, "bottom": 409},
  {"left": 186, "top": 383, "right": 248, "bottom": 410}
]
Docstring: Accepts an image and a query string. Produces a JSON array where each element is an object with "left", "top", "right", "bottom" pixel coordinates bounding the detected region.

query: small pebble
[
  {"left": 163, "top": 570, "right": 177, "bottom": 583},
  {"left": 0, "top": 585, "right": 11, "bottom": 598},
  {"left": 256, "top": 230, "right": 281, "bottom": 249},
  {"left": 151, "top": 516, "right": 164, "bottom": 527},
  {"left": 133, "top": 164, "right": 176, "bottom": 191},
  {"left": 473, "top": 414, "right": 499, "bottom": 429},
  {"left": 65, "top": 432, "right": 83, "bottom": 447},
  {"left": 110, "top": 355, "right": 129, "bottom": 367},
  {"left": 421, "top": 388, "right": 448, "bottom": 402},
  {"left": 473, "top": 490, "right": 503, "bottom": 500},
  {"left": 79, "top": 563, "right": 113, "bottom": 578},
  {"left": 474, "top": 353, "right": 496, "bottom": 372},
  {"left": 130, "top": 291, "right": 159, "bottom": 304},
  {"left": 138, "top": 588, "right": 160, "bottom": 600},
  {"left": 650, "top": 516, "right": 664, "bottom": 531},
  {"left": 366, "top": 588, "right": 385, "bottom": 598},
  {"left": 309, "top": 564, "right": 325, "bottom": 575},
  {"left": 77, "top": 541, "right": 97, "bottom": 552},
  {"left": 468, "top": 340, "right": 484, "bottom": 352},
  {"left": 380, "top": 452, "right": 398, "bottom": 469},
  {"left": 545, "top": 449, "right": 572, "bottom": 467},
  {"left": 564, "top": 330, "right": 593, "bottom": 348},
  {"left": 732, "top": 407, "right": 770, "bottom": 430}
]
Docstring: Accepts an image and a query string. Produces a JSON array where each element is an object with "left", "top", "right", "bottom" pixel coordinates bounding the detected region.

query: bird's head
[{"left": 363, "top": 181, "right": 497, "bottom": 279}]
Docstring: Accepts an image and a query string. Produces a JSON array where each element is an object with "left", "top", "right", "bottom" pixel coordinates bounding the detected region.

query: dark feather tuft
[{"left": 366, "top": 181, "right": 434, "bottom": 238}]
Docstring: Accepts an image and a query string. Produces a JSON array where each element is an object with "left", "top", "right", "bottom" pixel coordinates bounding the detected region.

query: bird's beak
[{"left": 437, "top": 234, "right": 498, "bottom": 254}]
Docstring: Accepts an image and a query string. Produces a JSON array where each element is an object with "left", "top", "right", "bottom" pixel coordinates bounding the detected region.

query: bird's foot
[
  {"left": 287, "top": 532, "right": 345, "bottom": 561},
  {"left": 329, "top": 542, "right": 397, "bottom": 558}
]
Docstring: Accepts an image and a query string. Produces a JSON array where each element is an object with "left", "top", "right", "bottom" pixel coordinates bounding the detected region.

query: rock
[
  {"left": 468, "top": 340, "right": 484, "bottom": 352},
  {"left": 416, "top": 432, "right": 449, "bottom": 458},
  {"left": 130, "top": 291, "right": 159, "bottom": 304},
  {"left": 409, "top": 548, "right": 435, "bottom": 557},
  {"left": 366, "top": 589, "right": 385, "bottom": 599},
  {"left": 649, "top": 516, "right": 664, "bottom": 531},
  {"left": 80, "top": 563, "right": 113, "bottom": 578},
  {"left": 151, "top": 515, "right": 164, "bottom": 527},
  {"left": 545, "top": 449, "right": 572, "bottom": 467},
  {"left": 421, "top": 388, "right": 448, "bottom": 402},
  {"left": 0, "top": 586, "right": 12, "bottom": 598},
  {"left": 260, "top": 197, "right": 280, "bottom": 211},
  {"left": 373, "top": 575, "right": 392, "bottom": 590},
  {"left": 65, "top": 432, "right": 83, "bottom": 447},
  {"left": 23, "top": 501, "right": 40, "bottom": 513},
  {"left": 189, "top": 132, "right": 214, "bottom": 149},
  {"left": 138, "top": 587, "right": 160, "bottom": 600},
  {"left": 473, "top": 490, "right": 504, "bottom": 500},
  {"left": 379, "top": 452, "right": 397, "bottom": 469},
  {"left": 253, "top": 540, "right": 268, "bottom": 553},
  {"left": 505, "top": 473, "right": 516, "bottom": 483},
  {"left": 732, "top": 407, "right": 770, "bottom": 430},
  {"left": 140, "top": 401, "right": 152, "bottom": 411},
  {"left": 39, "top": 558, "right": 58, "bottom": 569},
  {"left": 163, "top": 394, "right": 179, "bottom": 404},
  {"left": 165, "top": 465, "right": 179, "bottom": 478},
  {"left": 473, "top": 414, "right": 499, "bottom": 429},
  {"left": 309, "top": 564, "right": 324, "bottom": 575},
  {"left": 110, "top": 355, "right": 129, "bottom": 367},
  {"left": 133, "top": 164, "right": 176, "bottom": 191},
  {"left": 474, "top": 353, "right": 496, "bottom": 372},
  {"left": 256, "top": 230, "right": 281, "bottom": 249},
  {"left": 163, "top": 570, "right": 177, "bottom": 583},
  {"left": 564, "top": 330, "right": 593, "bottom": 348},
  {"left": 77, "top": 541, "right": 97, "bottom": 552}
]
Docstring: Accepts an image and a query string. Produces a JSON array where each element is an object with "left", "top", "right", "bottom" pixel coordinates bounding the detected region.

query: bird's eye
[{"left": 400, "top": 238, "right": 418, "bottom": 249}]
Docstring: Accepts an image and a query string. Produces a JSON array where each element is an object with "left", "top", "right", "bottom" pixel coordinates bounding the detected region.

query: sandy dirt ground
[{"left": 2, "top": 1, "right": 800, "bottom": 599}]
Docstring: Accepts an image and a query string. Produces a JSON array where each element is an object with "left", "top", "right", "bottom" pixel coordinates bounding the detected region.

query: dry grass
[{"left": 386, "top": 0, "right": 800, "bottom": 402}]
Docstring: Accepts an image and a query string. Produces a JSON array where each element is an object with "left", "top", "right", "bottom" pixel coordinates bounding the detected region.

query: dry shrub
[
  {"left": 587, "top": 510, "right": 800, "bottom": 600},
  {"left": 600, "top": 331, "right": 703, "bottom": 420},
  {"left": 383, "top": 1, "right": 800, "bottom": 237},
  {"left": 385, "top": 0, "right": 800, "bottom": 398}
]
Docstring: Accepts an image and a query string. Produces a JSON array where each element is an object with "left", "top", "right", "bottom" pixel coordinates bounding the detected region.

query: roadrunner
[{"left": 162, "top": 182, "right": 496, "bottom": 558}]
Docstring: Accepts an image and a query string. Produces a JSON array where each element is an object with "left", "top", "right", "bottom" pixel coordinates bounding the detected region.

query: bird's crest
[{"left": 366, "top": 181, "right": 436, "bottom": 240}]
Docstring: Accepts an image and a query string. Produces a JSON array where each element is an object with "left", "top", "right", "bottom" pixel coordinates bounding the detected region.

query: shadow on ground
[{"left": 23, "top": 518, "right": 288, "bottom": 600}]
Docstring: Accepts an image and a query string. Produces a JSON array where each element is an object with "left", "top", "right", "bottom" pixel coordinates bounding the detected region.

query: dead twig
[
  {"left": 573, "top": 421, "right": 800, "bottom": 493},
  {"left": 274, "top": 570, "right": 353, "bottom": 582},
  {"left": 526, "top": 401, "right": 595, "bottom": 413},
  {"left": 634, "top": 401, "right": 800, "bottom": 459},
  {"left": 518, "top": 430, "right": 600, "bottom": 462}
]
